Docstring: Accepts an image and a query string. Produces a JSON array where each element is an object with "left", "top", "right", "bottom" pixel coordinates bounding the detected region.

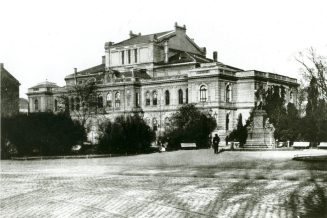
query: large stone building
[
  {"left": 1, "top": 63, "right": 20, "bottom": 117},
  {"left": 27, "top": 23, "right": 298, "bottom": 140}
]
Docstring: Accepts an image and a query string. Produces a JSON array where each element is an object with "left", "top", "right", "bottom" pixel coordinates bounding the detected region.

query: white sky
[{"left": 1, "top": 0, "right": 327, "bottom": 98}]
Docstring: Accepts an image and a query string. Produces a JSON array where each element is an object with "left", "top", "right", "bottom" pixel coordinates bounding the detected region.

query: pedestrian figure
[{"left": 213, "top": 134, "right": 220, "bottom": 154}]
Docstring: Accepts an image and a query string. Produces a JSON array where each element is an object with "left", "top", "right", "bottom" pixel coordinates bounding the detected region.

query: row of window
[
  {"left": 145, "top": 89, "right": 189, "bottom": 106},
  {"left": 35, "top": 84, "right": 234, "bottom": 112},
  {"left": 121, "top": 49, "right": 138, "bottom": 65},
  {"left": 147, "top": 113, "right": 231, "bottom": 131}
]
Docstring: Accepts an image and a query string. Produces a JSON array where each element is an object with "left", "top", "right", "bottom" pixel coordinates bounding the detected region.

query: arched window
[
  {"left": 126, "top": 90, "right": 131, "bottom": 107},
  {"left": 200, "top": 85, "right": 207, "bottom": 102},
  {"left": 145, "top": 91, "right": 150, "bottom": 106},
  {"left": 135, "top": 92, "right": 140, "bottom": 107},
  {"left": 34, "top": 99, "right": 39, "bottom": 111},
  {"left": 186, "top": 88, "right": 188, "bottom": 104},
  {"left": 54, "top": 99, "right": 58, "bottom": 111},
  {"left": 178, "top": 89, "right": 183, "bottom": 104},
  {"left": 165, "top": 90, "right": 170, "bottom": 105},
  {"left": 115, "top": 92, "right": 120, "bottom": 108},
  {"left": 106, "top": 92, "right": 112, "bottom": 107},
  {"left": 226, "top": 84, "right": 232, "bottom": 102},
  {"left": 75, "top": 98, "right": 80, "bottom": 111},
  {"left": 226, "top": 113, "right": 230, "bottom": 130},
  {"left": 290, "top": 91, "right": 293, "bottom": 103},
  {"left": 70, "top": 98, "right": 75, "bottom": 111},
  {"left": 152, "top": 91, "right": 157, "bottom": 106},
  {"left": 152, "top": 118, "right": 158, "bottom": 131},
  {"left": 98, "top": 95, "right": 103, "bottom": 108}
]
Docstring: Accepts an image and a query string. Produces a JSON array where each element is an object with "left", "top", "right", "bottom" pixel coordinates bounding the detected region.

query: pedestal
[{"left": 244, "top": 110, "right": 275, "bottom": 148}]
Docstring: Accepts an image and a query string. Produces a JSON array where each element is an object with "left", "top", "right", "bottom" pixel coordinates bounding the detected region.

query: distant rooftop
[
  {"left": 30, "top": 80, "right": 59, "bottom": 89},
  {"left": 112, "top": 30, "right": 174, "bottom": 47}
]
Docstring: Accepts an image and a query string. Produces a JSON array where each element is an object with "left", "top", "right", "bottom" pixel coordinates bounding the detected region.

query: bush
[
  {"left": 1, "top": 113, "right": 86, "bottom": 158},
  {"left": 163, "top": 104, "right": 217, "bottom": 149},
  {"left": 98, "top": 114, "right": 156, "bottom": 154},
  {"left": 228, "top": 114, "right": 248, "bottom": 147}
]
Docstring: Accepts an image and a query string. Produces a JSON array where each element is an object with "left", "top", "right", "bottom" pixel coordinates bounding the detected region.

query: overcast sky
[{"left": 1, "top": 0, "right": 327, "bottom": 98}]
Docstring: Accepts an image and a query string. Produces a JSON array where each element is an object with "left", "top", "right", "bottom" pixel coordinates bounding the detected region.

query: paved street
[{"left": 1, "top": 149, "right": 327, "bottom": 217}]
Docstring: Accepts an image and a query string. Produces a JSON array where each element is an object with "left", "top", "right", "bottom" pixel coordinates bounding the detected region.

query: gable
[{"left": 167, "top": 33, "right": 204, "bottom": 56}]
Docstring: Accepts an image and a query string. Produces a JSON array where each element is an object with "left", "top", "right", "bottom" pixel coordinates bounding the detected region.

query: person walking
[{"left": 213, "top": 134, "right": 220, "bottom": 154}]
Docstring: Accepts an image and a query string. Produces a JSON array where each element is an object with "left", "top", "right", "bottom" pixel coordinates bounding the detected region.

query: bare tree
[
  {"left": 296, "top": 47, "right": 327, "bottom": 99},
  {"left": 58, "top": 81, "right": 98, "bottom": 127}
]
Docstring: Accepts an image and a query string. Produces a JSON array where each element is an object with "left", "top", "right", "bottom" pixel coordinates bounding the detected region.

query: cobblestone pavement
[{"left": 1, "top": 150, "right": 327, "bottom": 217}]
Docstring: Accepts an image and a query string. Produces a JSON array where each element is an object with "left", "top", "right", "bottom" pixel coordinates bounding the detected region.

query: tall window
[
  {"left": 54, "top": 99, "right": 58, "bottom": 111},
  {"left": 98, "top": 95, "right": 103, "bottom": 108},
  {"left": 200, "top": 85, "right": 207, "bottom": 102},
  {"left": 226, "top": 84, "right": 232, "bottom": 102},
  {"left": 135, "top": 92, "right": 140, "bottom": 107},
  {"left": 178, "top": 89, "right": 183, "bottom": 104},
  {"left": 152, "top": 118, "right": 158, "bottom": 131},
  {"left": 106, "top": 92, "right": 112, "bottom": 107},
  {"left": 121, "top": 51, "right": 125, "bottom": 65},
  {"left": 126, "top": 90, "right": 131, "bottom": 107},
  {"left": 34, "top": 99, "right": 39, "bottom": 111},
  {"left": 290, "top": 91, "right": 293, "bottom": 103},
  {"left": 186, "top": 88, "right": 188, "bottom": 104},
  {"left": 128, "top": 50, "right": 131, "bottom": 64},
  {"left": 70, "top": 98, "right": 75, "bottom": 111},
  {"left": 164, "top": 117, "right": 170, "bottom": 130},
  {"left": 115, "top": 92, "right": 120, "bottom": 108},
  {"left": 152, "top": 91, "right": 157, "bottom": 106},
  {"left": 75, "top": 98, "right": 80, "bottom": 111},
  {"left": 145, "top": 91, "right": 150, "bottom": 106},
  {"left": 165, "top": 90, "right": 170, "bottom": 105},
  {"left": 226, "top": 113, "right": 230, "bottom": 130},
  {"left": 134, "top": 49, "right": 138, "bottom": 63}
]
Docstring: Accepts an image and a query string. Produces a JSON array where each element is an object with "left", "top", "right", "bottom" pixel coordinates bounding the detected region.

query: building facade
[
  {"left": 27, "top": 23, "right": 299, "bottom": 140},
  {"left": 1, "top": 63, "right": 20, "bottom": 117},
  {"left": 27, "top": 81, "right": 59, "bottom": 113}
]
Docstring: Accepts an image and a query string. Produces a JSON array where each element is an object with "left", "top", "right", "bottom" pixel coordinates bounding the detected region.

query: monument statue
[
  {"left": 244, "top": 109, "right": 275, "bottom": 148},
  {"left": 244, "top": 85, "right": 275, "bottom": 148}
]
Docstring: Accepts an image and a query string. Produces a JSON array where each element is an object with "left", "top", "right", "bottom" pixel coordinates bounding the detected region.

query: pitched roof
[
  {"left": 30, "top": 81, "right": 59, "bottom": 89},
  {"left": 0, "top": 65, "right": 20, "bottom": 85},
  {"left": 155, "top": 51, "right": 213, "bottom": 65},
  {"left": 124, "top": 69, "right": 151, "bottom": 79},
  {"left": 113, "top": 31, "right": 173, "bottom": 47},
  {"left": 65, "top": 64, "right": 105, "bottom": 79}
]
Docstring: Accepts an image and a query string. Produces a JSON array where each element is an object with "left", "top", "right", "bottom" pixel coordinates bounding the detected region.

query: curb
[{"left": 11, "top": 154, "right": 114, "bottom": 161}]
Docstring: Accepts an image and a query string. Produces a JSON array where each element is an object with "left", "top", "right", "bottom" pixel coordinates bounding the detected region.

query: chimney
[
  {"left": 202, "top": 47, "right": 207, "bottom": 56},
  {"left": 105, "top": 41, "right": 113, "bottom": 50},
  {"left": 102, "top": 56, "right": 105, "bottom": 64},
  {"left": 213, "top": 51, "right": 218, "bottom": 62},
  {"left": 0, "top": 63, "right": 3, "bottom": 69},
  {"left": 164, "top": 41, "right": 169, "bottom": 63},
  {"left": 74, "top": 68, "right": 77, "bottom": 85},
  {"left": 174, "top": 22, "right": 186, "bottom": 33},
  {"left": 129, "top": 30, "right": 138, "bottom": 38}
]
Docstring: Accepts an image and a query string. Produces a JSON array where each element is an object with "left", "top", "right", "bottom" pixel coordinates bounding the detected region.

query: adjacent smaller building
[
  {"left": 27, "top": 81, "right": 59, "bottom": 113},
  {"left": 1, "top": 63, "right": 20, "bottom": 117},
  {"left": 19, "top": 98, "right": 29, "bottom": 114}
]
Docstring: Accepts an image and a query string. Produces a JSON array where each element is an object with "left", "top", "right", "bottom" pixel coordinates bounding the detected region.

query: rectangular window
[
  {"left": 121, "top": 51, "right": 125, "bottom": 65},
  {"left": 134, "top": 49, "right": 138, "bottom": 63},
  {"left": 128, "top": 50, "right": 131, "bottom": 64},
  {"left": 135, "top": 92, "right": 140, "bottom": 107}
]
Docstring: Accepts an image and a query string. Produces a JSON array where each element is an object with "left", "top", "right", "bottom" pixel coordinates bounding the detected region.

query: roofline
[
  {"left": 154, "top": 61, "right": 197, "bottom": 69},
  {"left": 1, "top": 67, "right": 20, "bottom": 85}
]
